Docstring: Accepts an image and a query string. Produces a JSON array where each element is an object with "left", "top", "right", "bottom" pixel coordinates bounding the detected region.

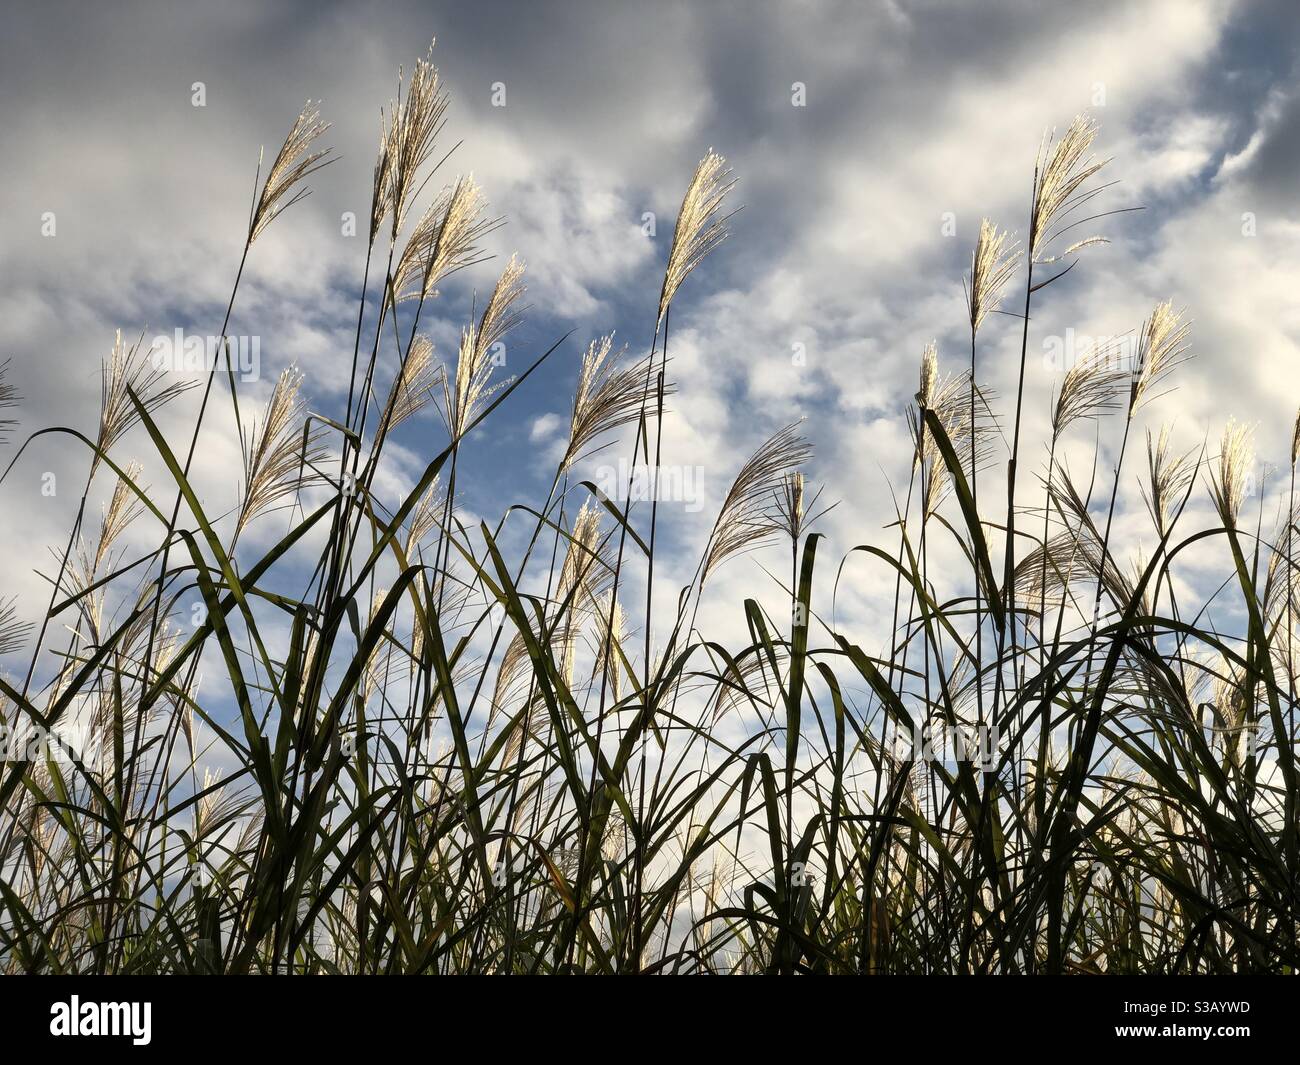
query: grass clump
[{"left": 0, "top": 45, "right": 1295, "bottom": 975}]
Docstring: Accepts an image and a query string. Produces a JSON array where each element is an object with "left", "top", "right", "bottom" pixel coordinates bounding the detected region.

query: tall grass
[{"left": 0, "top": 47, "right": 1295, "bottom": 974}]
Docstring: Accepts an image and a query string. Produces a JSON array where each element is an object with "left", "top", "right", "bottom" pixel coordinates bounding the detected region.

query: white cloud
[{"left": 0, "top": 0, "right": 1294, "bottom": 689}]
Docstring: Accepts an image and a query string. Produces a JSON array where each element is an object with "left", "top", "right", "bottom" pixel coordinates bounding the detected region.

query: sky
[{"left": 2, "top": 0, "right": 1299, "bottom": 700}]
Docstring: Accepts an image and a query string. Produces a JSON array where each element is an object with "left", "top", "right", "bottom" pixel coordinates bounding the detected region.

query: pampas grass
[
  {"left": 702, "top": 420, "right": 810, "bottom": 581},
  {"left": 249, "top": 102, "right": 333, "bottom": 244},
  {"left": 657, "top": 150, "right": 736, "bottom": 327},
  {"left": 1129, "top": 300, "right": 1192, "bottom": 414},
  {"left": 564, "top": 335, "right": 670, "bottom": 471},
  {"left": 395, "top": 177, "right": 495, "bottom": 306},
  {"left": 967, "top": 219, "right": 1021, "bottom": 333},
  {"left": 1211, "top": 417, "right": 1255, "bottom": 530},
  {"left": 0, "top": 51, "right": 1295, "bottom": 980},
  {"left": 236, "top": 366, "right": 327, "bottom": 538},
  {"left": 440, "top": 256, "right": 525, "bottom": 442},
  {"left": 382, "top": 335, "right": 443, "bottom": 431},
  {"left": 97, "top": 330, "right": 193, "bottom": 462}
]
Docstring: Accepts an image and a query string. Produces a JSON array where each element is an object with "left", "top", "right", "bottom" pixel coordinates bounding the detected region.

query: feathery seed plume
[
  {"left": 703, "top": 421, "right": 811, "bottom": 581},
  {"left": 967, "top": 219, "right": 1021, "bottom": 333},
  {"left": 1031, "top": 114, "right": 1111, "bottom": 263},
  {"left": 250, "top": 102, "right": 332, "bottom": 244},
  {"left": 394, "top": 176, "right": 495, "bottom": 306},
  {"left": 236, "top": 367, "right": 327, "bottom": 537},
  {"left": 441, "top": 256, "right": 525, "bottom": 442},
  {"left": 1129, "top": 301, "right": 1190, "bottom": 415},
  {"left": 1210, "top": 418, "right": 1254, "bottom": 530},
  {"left": 378, "top": 44, "right": 449, "bottom": 240},
  {"left": 383, "top": 335, "right": 443, "bottom": 431},
  {"left": 658, "top": 150, "right": 737, "bottom": 325},
  {"left": 98, "top": 330, "right": 194, "bottom": 466},
  {"left": 564, "top": 335, "right": 674, "bottom": 471},
  {"left": 1052, "top": 336, "right": 1127, "bottom": 435}
]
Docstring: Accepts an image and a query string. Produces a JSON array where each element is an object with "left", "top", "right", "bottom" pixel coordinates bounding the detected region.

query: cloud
[
  {"left": 1, "top": 0, "right": 1296, "bottom": 686},
  {"left": 529, "top": 412, "right": 561, "bottom": 442}
]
